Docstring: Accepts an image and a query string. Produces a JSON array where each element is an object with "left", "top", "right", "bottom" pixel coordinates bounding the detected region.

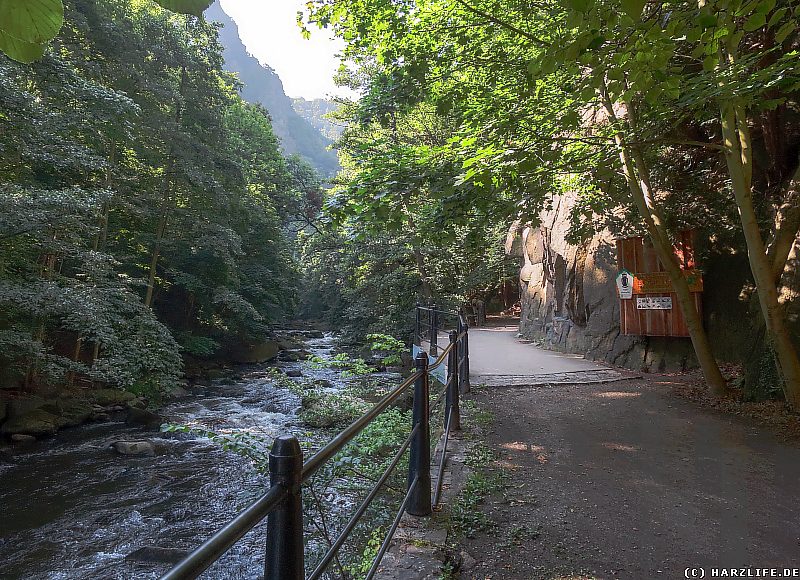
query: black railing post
[
  {"left": 447, "top": 331, "right": 461, "bottom": 431},
  {"left": 265, "top": 435, "right": 304, "bottom": 580},
  {"left": 462, "top": 318, "right": 470, "bottom": 394},
  {"left": 414, "top": 302, "right": 421, "bottom": 346},
  {"left": 408, "top": 352, "right": 432, "bottom": 516},
  {"left": 429, "top": 303, "right": 438, "bottom": 356}
]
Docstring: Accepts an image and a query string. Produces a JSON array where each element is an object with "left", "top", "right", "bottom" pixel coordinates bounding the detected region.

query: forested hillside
[
  {"left": 0, "top": 0, "right": 318, "bottom": 397},
  {"left": 292, "top": 97, "right": 344, "bottom": 141},
  {"left": 206, "top": 1, "right": 340, "bottom": 178}
]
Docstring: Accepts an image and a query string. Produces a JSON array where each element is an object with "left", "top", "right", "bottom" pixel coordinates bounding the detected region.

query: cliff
[{"left": 205, "top": 2, "right": 340, "bottom": 177}]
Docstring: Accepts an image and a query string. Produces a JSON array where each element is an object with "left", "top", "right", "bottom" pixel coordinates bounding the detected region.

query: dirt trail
[{"left": 457, "top": 378, "right": 800, "bottom": 580}]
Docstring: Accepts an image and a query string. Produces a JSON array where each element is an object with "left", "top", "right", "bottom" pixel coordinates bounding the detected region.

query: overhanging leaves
[{"left": 0, "top": 0, "right": 63, "bottom": 44}]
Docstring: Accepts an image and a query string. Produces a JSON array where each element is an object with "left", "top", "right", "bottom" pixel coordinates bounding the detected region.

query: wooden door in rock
[{"left": 616, "top": 232, "right": 704, "bottom": 337}]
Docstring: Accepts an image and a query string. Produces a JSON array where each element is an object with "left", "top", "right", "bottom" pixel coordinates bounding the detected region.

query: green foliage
[
  {"left": 0, "top": 0, "right": 308, "bottom": 395},
  {"left": 300, "top": 0, "right": 800, "bottom": 248},
  {"left": 345, "top": 527, "right": 384, "bottom": 578},
  {"left": 367, "top": 333, "right": 405, "bottom": 366},
  {"left": 176, "top": 332, "right": 219, "bottom": 358},
  {"left": 308, "top": 353, "right": 375, "bottom": 377},
  {"left": 161, "top": 423, "right": 270, "bottom": 467},
  {"left": 153, "top": 0, "right": 211, "bottom": 17},
  {"left": 0, "top": 0, "right": 63, "bottom": 63},
  {"left": 0, "top": 0, "right": 213, "bottom": 63},
  {"left": 449, "top": 470, "right": 502, "bottom": 538}
]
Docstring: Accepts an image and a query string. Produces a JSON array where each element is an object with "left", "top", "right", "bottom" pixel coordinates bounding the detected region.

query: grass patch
[{"left": 461, "top": 398, "right": 494, "bottom": 429}]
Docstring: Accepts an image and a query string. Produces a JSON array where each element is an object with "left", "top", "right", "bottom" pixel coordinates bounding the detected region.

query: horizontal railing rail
[{"left": 161, "top": 306, "right": 469, "bottom": 580}]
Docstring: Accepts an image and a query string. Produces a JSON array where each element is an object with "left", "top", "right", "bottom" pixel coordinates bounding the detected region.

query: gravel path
[{"left": 457, "top": 378, "right": 800, "bottom": 580}]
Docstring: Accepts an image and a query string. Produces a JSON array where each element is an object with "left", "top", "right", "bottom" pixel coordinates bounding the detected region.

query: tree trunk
[
  {"left": 144, "top": 203, "right": 169, "bottom": 309},
  {"left": 767, "top": 160, "right": 800, "bottom": 281},
  {"left": 404, "top": 209, "right": 433, "bottom": 300},
  {"left": 412, "top": 246, "right": 433, "bottom": 300},
  {"left": 144, "top": 65, "right": 186, "bottom": 309},
  {"left": 602, "top": 89, "right": 728, "bottom": 395},
  {"left": 719, "top": 101, "right": 800, "bottom": 409}
]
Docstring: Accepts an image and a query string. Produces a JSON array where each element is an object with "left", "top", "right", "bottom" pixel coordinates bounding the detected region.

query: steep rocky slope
[{"left": 206, "top": 2, "right": 340, "bottom": 177}]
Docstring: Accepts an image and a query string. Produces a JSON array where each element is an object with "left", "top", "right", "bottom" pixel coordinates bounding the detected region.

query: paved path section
[{"left": 465, "top": 323, "right": 624, "bottom": 386}]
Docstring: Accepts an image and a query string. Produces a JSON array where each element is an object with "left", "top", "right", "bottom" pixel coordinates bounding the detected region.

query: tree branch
[{"left": 452, "top": 0, "right": 550, "bottom": 47}]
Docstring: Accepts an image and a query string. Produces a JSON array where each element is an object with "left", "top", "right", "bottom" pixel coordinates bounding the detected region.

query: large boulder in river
[
  {"left": 40, "top": 399, "right": 94, "bottom": 428},
  {"left": 111, "top": 440, "right": 156, "bottom": 456},
  {"left": 227, "top": 340, "right": 280, "bottom": 364}
]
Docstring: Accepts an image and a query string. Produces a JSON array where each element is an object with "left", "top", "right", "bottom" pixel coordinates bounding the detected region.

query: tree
[
  {"left": 303, "top": 0, "right": 800, "bottom": 405},
  {"left": 1, "top": 0, "right": 302, "bottom": 394}
]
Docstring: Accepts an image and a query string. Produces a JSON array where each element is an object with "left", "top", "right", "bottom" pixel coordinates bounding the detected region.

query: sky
[{"left": 219, "top": 0, "right": 354, "bottom": 101}]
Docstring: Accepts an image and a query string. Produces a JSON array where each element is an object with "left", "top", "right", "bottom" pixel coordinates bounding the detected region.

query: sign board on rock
[
  {"left": 616, "top": 269, "right": 633, "bottom": 299},
  {"left": 633, "top": 270, "right": 703, "bottom": 294},
  {"left": 636, "top": 296, "right": 673, "bottom": 310}
]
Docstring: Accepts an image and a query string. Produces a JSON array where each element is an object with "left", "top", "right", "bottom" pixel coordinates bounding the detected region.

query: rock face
[
  {"left": 205, "top": 1, "right": 340, "bottom": 177},
  {"left": 508, "top": 195, "right": 758, "bottom": 373}
]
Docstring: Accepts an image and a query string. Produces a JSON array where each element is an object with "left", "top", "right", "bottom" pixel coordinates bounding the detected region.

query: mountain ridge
[{"left": 205, "top": 1, "right": 340, "bottom": 177}]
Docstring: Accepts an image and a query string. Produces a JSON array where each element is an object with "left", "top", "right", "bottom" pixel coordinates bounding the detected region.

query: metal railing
[
  {"left": 161, "top": 308, "right": 470, "bottom": 580},
  {"left": 415, "top": 303, "right": 470, "bottom": 394}
]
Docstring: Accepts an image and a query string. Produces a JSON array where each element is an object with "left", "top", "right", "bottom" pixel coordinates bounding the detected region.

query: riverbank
[{"left": 0, "top": 327, "right": 325, "bottom": 447}]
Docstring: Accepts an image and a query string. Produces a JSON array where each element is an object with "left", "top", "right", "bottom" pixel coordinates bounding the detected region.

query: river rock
[
  {"left": 89, "top": 389, "right": 136, "bottom": 407},
  {"left": 1, "top": 408, "right": 60, "bottom": 436},
  {"left": 277, "top": 338, "right": 298, "bottom": 350},
  {"left": 11, "top": 434, "right": 36, "bottom": 443},
  {"left": 285, "top": 369, "right": 303, "bottom": 378},
  {"left": 305, "top": 330, "right": 325, "bottom": 339},
  {"left": 125, "top": 546, "right": 186, "bottom": 565},
  {"left": 227, "top": 340, "right": 280, "bottom": 364},
  {"left": 41, "top": 399, "right": 94, "bottom": 427},
  {"left": 204, "top": 368, "right": 227, "bottom": 380},
  {"left": 111, "top": 440, "right": 156, "bottom": 456},
  {"left": 7, "top": 397, "right": 47, "bottom": 419},
  {"left": 126, "top": 407, "right": 164, "bottom": 429},
  {"left": 167, "top": 385, "right": 189, "bottom": 399}
]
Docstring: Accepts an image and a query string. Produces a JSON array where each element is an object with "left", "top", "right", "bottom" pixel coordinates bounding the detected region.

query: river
[{"left": 0, "top": 332, "right": 378, "bottom": 579}]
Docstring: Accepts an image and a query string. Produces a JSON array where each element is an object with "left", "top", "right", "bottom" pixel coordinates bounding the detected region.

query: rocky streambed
[{"left": 0, "top": 331, "right": 389, "bottom": 579}]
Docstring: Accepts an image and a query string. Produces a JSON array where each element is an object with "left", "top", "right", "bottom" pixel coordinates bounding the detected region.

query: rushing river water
[{"left": 0, "top": 332, "right": 371, "bottom": 580}]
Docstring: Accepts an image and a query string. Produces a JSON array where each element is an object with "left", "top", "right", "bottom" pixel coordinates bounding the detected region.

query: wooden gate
[{"left": 616, "top": 232, "right": 703, "bottom": 337}]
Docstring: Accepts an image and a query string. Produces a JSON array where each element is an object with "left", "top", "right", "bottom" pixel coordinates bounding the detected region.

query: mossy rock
[
  {"left": 88, "top": 389, "right": 136, "bottom": 407},
  {"left": 1, "top": 408, "right": 61, "bottom": 436},
  {"left": 40, "top": 399, "right": 94, "bottom": 428},
  {"left": 7, "top": 397, "right": 47, "bottom": 419}
]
